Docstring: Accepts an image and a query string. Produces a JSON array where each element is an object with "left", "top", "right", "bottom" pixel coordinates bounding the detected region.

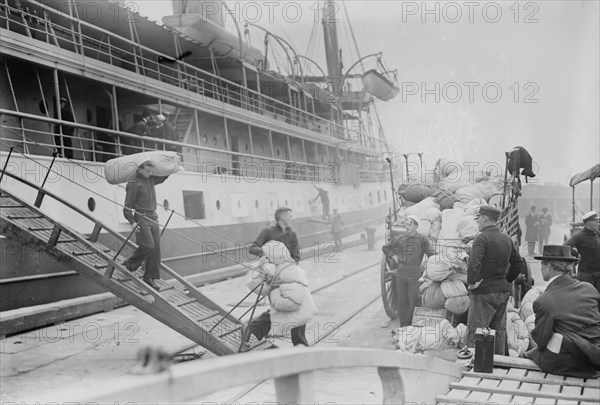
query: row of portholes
[
  {"left": 85, "top": 196, "right": 284, "bottom": 213},
  {"left": 202, "top": 134, "right": 223, "bottom": 147},
  {"left": 86, "top": 189, "right": 388, "bottom": 214}
]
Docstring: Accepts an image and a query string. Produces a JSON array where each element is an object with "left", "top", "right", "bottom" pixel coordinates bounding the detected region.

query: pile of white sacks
[
  {"left": 393, "top": 161, "right": 537, "bottom": 356},
  {"left": 393, "top": 285, "right": 546, "bottom": 356},
  {"left": 506, "top": 284, "right": 546, "bottom": 356},
  {"left": 397, "top": 162, "right": 505, "bottom": 319}
]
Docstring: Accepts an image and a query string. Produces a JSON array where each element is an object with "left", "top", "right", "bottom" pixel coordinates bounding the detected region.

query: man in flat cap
[
  {"left": 524, "top": 245, "right": 600, "bottom": 378},
  {"left": 565, "top": 210, "right": 600, "bottom": 293},
  {"left": 466, "top": 205, "right": 523, "bottom": 355}
]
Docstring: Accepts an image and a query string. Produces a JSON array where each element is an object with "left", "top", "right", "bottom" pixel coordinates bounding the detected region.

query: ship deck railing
[
  {"left": 0, "top": 0, "right": 386, "bottom": 152},
  {"left": 0, "top": 110, "right": 391, "bottom": 184}
]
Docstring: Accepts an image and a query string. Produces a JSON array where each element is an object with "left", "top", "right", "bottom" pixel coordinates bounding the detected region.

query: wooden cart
[{"left": 381, "top": 151, "right": 533, "bottom": 319}]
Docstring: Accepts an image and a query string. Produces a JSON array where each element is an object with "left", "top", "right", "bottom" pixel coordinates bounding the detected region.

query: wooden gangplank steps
[
  {"left": 0, "top": 190, "right": 260, "bottom": 356},
  {"left": 436, "top": 355, "right": 599, "bottom": 405}
]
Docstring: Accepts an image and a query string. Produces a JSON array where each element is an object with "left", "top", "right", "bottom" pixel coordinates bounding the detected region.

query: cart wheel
[{"left": 381, "top": 255, "right": 399, "bottom": 319}]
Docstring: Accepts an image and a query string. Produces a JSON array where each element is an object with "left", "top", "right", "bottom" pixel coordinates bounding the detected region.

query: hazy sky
[{"left": 131, "top": 1, "right": 599, "bottom": 186}]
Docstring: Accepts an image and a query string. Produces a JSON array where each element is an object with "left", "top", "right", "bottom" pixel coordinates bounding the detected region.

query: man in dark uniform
[
  {"left": 122, "top": 161, "right": 169, "bottom": 290},
  {"left": 525, "top": 206, "right": 539, "bottom": 256},
  {"left": 381, "top": 214, "right": 436, "bottom": 327},
  {"left": 123, "top": 111, "right": 151, "bottom": 154},
  {"left": 565, "top": 210, "right": 600, "bottom": 292},
  {"left": 525, "top": 245, "right": 600, "bottom": 378},
  {"left": 466, "top": 205, "right": 523, "bottom": 355},
  {"left": 155, "top": 114, "right": 180, "bottom": 153},
  {"left": 331, "top": 208, "right": 344, "bottom": 252},
  {"left": 245, "top": 207, "right": 307, "bottom": 346},
  {"left": 53, "top": 97, "right": 75, "bottom": 158}
]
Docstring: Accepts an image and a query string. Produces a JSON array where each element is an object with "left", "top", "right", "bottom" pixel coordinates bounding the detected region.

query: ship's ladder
[{"left": 0, "top": 170, "right": 264, "bottom": 356}]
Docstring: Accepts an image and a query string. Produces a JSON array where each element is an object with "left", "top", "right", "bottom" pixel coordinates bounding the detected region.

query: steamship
[{"left": 0, "top": 0, "right": 399, "bottom": 316}]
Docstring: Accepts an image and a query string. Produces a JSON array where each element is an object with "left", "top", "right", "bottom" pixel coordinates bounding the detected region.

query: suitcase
[{"left": 474, "top": 327, "right": 495, "bottom": 373}]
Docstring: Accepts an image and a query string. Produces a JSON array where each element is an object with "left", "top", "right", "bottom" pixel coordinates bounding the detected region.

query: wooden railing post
[
  {"left": 377, "top": 367, "right": 405, "bottom": 404},
  {"left": 274, "top": 371, "right": 314, "bottom": 404}
]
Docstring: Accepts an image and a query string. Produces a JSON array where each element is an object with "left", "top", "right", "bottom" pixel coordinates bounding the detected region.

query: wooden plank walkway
[{"left": 437, "top": 355, "right": 599, "bottom": 405}]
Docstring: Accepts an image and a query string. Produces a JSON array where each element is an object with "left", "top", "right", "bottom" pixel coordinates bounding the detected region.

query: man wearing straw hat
[
  {"left": 525, "top": 245, "right": 600, "bottom": 378},
  {"left": 565, "top": 210, "right": 600, "bottom": 292}
]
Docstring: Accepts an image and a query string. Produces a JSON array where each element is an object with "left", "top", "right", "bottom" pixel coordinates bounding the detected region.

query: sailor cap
[
  {"left": 406, "top": 215, "right": 420, "bottom": 225},
  {"left": 476, "top": 205, "right": 501, "bottom": 220},
  {"left": 582, "top": 211, "right": 598, "bottom": 222},
  {"left": 156, "top": 114, "right": 166, "bottom": 121}
]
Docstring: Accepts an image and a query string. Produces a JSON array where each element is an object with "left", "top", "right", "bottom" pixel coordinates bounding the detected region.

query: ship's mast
[{"left": 322, "top": 0, "right": 342, "bottom": 88}]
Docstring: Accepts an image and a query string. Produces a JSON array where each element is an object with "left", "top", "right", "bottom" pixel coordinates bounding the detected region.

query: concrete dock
[{"left": 1, "top": 223, "right": 571, "bottom": 403}]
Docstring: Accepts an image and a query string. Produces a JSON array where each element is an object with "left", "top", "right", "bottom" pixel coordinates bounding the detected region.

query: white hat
[
  {"left": 582, "top": 211, "right": 598, "bottom": 222},
  {"left": 156, "top": 114, "right": 166, "bottom": 121},
  {"left": 406, "top": 215, "right": 420, "bottom": 225}
]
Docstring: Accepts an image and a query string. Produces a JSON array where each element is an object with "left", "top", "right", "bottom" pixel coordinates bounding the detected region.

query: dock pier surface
[{"left": 1, "top": 224, "right": 572, "bottom": 403}]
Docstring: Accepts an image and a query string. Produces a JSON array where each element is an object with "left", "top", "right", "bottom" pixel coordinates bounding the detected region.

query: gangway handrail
[
  {"left": 69, "top": 347, "right": 462, "bottom": 404},
  {"left": 0, "top": 169, "right": 220, "bottom": 301}
]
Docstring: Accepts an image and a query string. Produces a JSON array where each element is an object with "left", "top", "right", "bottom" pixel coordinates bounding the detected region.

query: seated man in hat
[
  {"left": 466, "top": 205, "right": 523, "bottom": 355},
  {"left": 565, "top": 210, "right": 600, "bottom": 293},
  {"left": 524, "top": 245, "right": 600, "bottom": 378}
]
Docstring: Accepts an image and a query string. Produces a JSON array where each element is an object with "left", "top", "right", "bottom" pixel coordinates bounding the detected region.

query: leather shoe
[
  {"left": 380, "top": 318, "right": 392, "bottom": 328},
  {"left": 143, "top": 278, "right": 160, "bottom": 291}
]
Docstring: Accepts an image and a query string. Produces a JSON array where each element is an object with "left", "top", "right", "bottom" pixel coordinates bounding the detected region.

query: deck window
[{"left": 183, "top": 191, "right": 206, "bottom": 219}]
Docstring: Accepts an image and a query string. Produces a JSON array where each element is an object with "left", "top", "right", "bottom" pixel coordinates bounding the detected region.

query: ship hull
[{"left": 0, "top": 153, "right": 389, "bottom": 311}]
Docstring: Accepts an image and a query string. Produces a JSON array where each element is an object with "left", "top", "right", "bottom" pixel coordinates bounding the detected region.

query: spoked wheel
[{"left": 380, "top": 255, "right": 399, "bottom": 319}]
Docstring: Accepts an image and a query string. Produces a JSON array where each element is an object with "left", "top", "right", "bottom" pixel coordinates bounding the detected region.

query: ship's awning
[{"left": 569, "top": 163, "right": 600, "bottom": 187}]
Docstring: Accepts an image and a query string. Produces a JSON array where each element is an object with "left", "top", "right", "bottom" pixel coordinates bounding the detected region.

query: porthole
[
  {"left": 163, "top": 199, "right": 169, "bottom": 210},
  {"left": 86, "top": 109, "right": 93, "bottom": 122},
  {"left": 244, "top": 142, "right": 249, "bottom": 152},
  {"left": 260, "top": 145, "right": 264, "bottom": 153},
  {"left": 213, "top": 136, "right": 217, "bottom": 145},
  {"left": 255, "top": 200, "right": 259, "bottom": 208},
  {"left": 39, "top": 100, "right": 47, "bottom": 115},
  {"left": 203, "top": 134, "right": 208, "bottom": 144},
  {"left": 87, "top": 197, "right": 96, "bottom": 212},
  {"left": 216, "top": 200, "right": 221, "bottom": 210},
  {"left": 276, "top": 149, "right": 280, "bottom": 157}
]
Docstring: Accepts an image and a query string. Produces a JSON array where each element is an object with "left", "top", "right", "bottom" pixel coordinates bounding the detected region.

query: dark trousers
[
  {"left": 333, "top": 232, "right": 343, "bottom": 252},
  {"left": 247, "top": 311, "right": 309, "bottom": 346},
  {"left": 395, "top": 275, "right": 421, "bottom": 327},
  {"left": 538, "top": 232, "right": 549, "bottom": 253},
  {"left": 466, "top": 291, "right": 509, "bottom": 355},
  {"left": 54, "top": 132, "right": 73, "bottom": 159},
  {"left": 124, "top": 216, "right": 161, "bottom": 280},
  {"left": 577, "top": 272, "right": 600, "bottom": 294}
]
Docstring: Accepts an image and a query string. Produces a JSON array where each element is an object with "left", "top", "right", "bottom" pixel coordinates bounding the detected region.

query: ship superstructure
[{"left": 0, "top": 0, "right": 399, "bottom": 314}]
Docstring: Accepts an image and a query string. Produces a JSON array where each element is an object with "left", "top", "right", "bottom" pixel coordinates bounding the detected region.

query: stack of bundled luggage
[{"left": 395, "top": 160, "right": 505, "bottom": 319}]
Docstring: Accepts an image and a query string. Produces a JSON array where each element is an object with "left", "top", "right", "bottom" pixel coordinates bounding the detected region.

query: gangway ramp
[{"left": 0, "top": 174, "right": 259, "bottom": 356}]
